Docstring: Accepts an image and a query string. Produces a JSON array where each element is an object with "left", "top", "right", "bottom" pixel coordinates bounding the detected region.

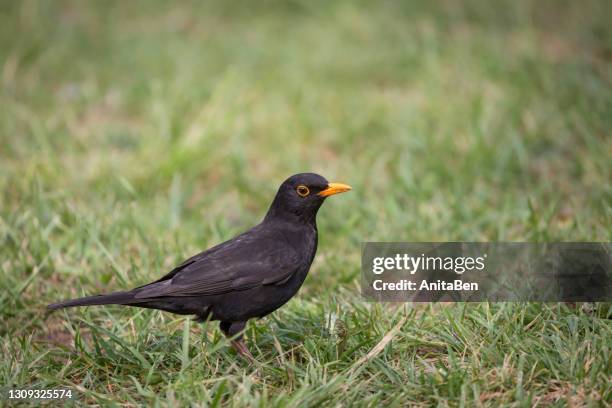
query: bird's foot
[{"left": 231, "top": 339, "right": 255, "bottom": 363}]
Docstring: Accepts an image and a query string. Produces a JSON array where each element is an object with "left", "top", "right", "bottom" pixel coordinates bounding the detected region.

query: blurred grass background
[{"left": 1, "top": 0, "right": 610, "bottom": 406}]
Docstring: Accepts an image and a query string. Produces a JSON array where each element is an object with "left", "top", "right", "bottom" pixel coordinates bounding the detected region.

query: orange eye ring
[{"left": 296, "top": 185, "right": 310, "bottom": 197}]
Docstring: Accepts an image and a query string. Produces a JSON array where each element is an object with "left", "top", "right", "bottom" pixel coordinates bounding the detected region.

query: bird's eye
[{"left": 296, "top": 185, "right": 310, "bottom": 197}]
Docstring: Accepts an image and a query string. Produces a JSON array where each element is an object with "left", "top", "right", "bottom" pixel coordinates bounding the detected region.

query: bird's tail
[{"left": 47, "top": 291, "right": 137, "bottom": 311}]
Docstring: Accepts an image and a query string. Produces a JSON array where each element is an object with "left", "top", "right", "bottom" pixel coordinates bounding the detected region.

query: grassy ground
[{"left": 1, "top": 0, "right": 611, "bottom": 406}]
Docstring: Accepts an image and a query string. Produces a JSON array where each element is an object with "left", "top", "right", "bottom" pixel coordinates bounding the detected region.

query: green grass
[{"left": 1, "top": 0, "right": 611, "bottom": 406}]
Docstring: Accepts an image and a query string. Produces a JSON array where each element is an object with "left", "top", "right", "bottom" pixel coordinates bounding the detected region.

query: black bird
[{"left": 47, "top": 173, "right": 351, "bottom": 361}]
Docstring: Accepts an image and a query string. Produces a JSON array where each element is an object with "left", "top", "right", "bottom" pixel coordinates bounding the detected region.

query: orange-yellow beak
[{"left": 318, "top": 182, "right": 352, "bottom": 197}]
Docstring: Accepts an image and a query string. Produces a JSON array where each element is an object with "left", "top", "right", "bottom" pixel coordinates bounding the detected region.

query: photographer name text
[{"left": 371, "top": 254, "right": 486, "bottom": 292}]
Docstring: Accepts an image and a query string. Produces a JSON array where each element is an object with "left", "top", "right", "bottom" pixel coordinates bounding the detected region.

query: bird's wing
[{"left": 133, "top": 229, "right": 301, "bottom": 298}]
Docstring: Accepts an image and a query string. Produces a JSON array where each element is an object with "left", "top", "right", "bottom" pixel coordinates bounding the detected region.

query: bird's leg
[
  {"left": 231, "top": 338, "right": 255, "bottom": 363},
  {"left": 220, "top": 321, "right": 254, "bottom": 363}
]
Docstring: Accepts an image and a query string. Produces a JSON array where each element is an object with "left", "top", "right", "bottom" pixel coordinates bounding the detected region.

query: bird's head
[{"left": 265, "top": 173, "right": 351, "bottom": 224}]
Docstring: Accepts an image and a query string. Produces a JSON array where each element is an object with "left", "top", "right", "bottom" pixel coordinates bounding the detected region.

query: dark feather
[{"left": 134, "top": 225, "right": 301, "bottom": 298}]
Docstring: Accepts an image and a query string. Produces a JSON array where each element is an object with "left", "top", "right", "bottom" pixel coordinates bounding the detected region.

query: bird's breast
[{"left": 209, "top": 223, "right": 319, "bottom": 322}]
